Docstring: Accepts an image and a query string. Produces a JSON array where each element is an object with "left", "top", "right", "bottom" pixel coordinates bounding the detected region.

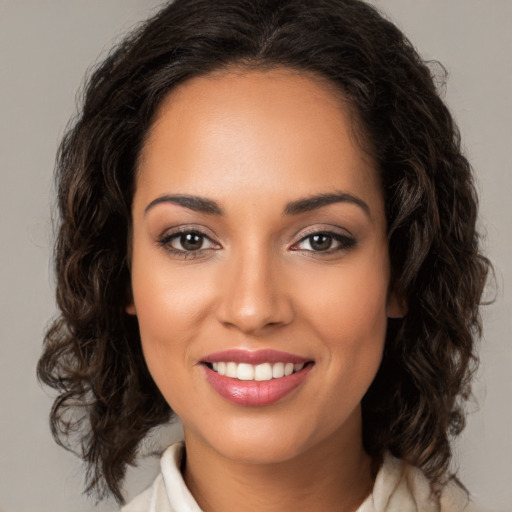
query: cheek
[
  {"left": 129, "top": 254, "right": 214, "bottom": 390},
  {"left": 132, "top": 247, "right": 213, "bottom": 329},
  {"left": 305, "top": 254, "right": 389, "bottom": 333},
  {"left": 298, "top": 251, "right": 390, "bottom": 382}
]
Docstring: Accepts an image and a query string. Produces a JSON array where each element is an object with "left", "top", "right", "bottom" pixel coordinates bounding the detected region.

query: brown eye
[
  {"left": 309, "top": 234, "right": 333, "bottom": 251},
  {"left": 161, "top": 230, "right": 218, "bottom": 253},
  {"left": 293, "top": 231, "right": 356, "bottom": 253},
  {"left": 179, "top": 232, "right": 204, "bottom": 251}
]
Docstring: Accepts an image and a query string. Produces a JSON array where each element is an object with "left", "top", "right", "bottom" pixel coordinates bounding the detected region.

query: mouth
[
  {"left": 204, "top": 361, "right": 311, "bottom": 381},
  {"left": 200, "top": 349, "right": 315, "bottom": 406}
]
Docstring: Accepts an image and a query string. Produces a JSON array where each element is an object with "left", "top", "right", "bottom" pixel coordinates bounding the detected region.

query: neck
[{"left": 183, "top": 413, "right": 374, "bottom": 512}]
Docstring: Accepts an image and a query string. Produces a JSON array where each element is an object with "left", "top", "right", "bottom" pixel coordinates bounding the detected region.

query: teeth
[
  {"left": 254, "top": 363, "right": 272, "bottom": 381},
  {"left": 210, "top": 361, "right": 307, "bottom": 381},
  {"left": 237, "top": 363, "right": 254, "bottom": 380},
  {"left": 226, "top": 362, "right": 237, "bottom": 378},
  {"left": 272, "top": 362, "right": 284, "bottom": 378}
]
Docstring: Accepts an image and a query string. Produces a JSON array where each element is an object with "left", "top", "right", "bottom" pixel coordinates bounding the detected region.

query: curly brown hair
[{"left": 37, "top": 0, "right": 491, "bottom": 504}]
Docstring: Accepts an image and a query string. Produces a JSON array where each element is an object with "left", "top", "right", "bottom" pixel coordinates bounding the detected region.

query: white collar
[{"left": 121, "top": 442, "right": 473, "bottom": 512}]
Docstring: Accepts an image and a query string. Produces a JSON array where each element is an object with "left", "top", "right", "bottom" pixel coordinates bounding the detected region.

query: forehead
[{"left": 136, "top": 68, "right": 382, "bottom": 218}]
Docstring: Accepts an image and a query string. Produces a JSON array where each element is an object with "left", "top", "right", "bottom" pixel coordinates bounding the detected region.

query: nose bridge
[{"left": 216, "top": 243, "right": 292, "bottom": 334}]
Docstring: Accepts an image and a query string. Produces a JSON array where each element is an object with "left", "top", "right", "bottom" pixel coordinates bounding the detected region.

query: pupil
[
  {"left": 311, "top": 234, "right": 332, "bottom": 251},
  {"left": 181, "top": 233, "right": 203, "bottom": 250}
]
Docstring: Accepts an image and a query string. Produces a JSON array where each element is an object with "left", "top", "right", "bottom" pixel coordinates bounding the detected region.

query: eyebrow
[
  {"left": 144, "top": 194, "right": 223, "bottom": 215},
  {"left": 144, "top": 191, "right": 369, "bottom": 217},
  {"left": 283, "top": 192, "right": 370, "bottom": 216}
]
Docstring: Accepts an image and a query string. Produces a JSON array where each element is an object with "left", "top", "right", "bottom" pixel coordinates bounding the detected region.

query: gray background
[{"left": 0, "top": 1, "right": 510, "bottom": 511}]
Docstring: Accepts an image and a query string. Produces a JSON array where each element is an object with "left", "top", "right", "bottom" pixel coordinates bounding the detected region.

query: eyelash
[
  {"left": 291, "top": 230, "right": 356, "bottom": 254},
  {"left": 158, "top": 229, "right": 220, "bottom": 259},
  {"left": 158, "top": 228, "right": 356, "bottom": 259}
]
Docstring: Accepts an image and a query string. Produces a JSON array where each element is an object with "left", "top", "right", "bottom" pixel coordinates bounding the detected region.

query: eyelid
[
  {"left": 157, "top": 225, "right": 222, "bottom": 257},
  {"left": 291, "top": 224, "right": 353, "bottom": 244},
  {"left": 294, "top": 223, "right": 352, "bottom": 238},
  {"left": 158, "top": 224, "right": 219, "bottom": 242},
  {"left": 289, "top": 226, "right": 356, "bottom": 253},
  {"left": 167, "top": 232, "right": 217, "bottom": 250}
]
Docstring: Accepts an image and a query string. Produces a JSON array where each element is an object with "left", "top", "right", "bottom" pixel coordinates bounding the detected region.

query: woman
[{"left": 37, "top": 0, "right": 490, "bottom": 510}]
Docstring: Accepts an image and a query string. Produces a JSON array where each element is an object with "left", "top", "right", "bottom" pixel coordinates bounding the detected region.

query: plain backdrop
[{"left": 0, "top": 1, "right": 510, "bottom": 511}]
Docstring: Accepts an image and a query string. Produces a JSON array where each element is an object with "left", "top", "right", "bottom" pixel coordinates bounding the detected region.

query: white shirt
[{"left": 121, "top": 443, "right": 477, "bottom": 512}]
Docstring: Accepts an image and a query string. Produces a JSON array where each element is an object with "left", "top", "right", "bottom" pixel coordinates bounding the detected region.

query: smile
[
  {"left": 201, "top": 349, "right": 314, "bottom": 406},
  {"left": 209, "top": 361, "right": 306, "bottom": 381}
]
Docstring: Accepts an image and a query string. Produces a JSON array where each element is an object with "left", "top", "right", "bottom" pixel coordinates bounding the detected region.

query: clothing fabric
[{"left": 120, "top": 442, "right": 475, "bottom": 512}]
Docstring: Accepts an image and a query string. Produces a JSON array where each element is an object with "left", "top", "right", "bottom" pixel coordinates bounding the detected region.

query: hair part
[{"left": 38, "top": 0, "right": 491, "bottom": 503}]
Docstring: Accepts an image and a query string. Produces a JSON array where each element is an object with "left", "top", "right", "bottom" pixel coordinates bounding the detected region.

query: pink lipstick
[{"left": 201, "top": 349, "right": 313, "bottom": 407}]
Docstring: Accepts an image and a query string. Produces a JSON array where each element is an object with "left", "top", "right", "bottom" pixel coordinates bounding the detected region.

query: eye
[
  {"left": 292, "top": 231, "right": 356, "bottom": 253},
  {"left": 160, "top": 230, "right": 219, "bottom": 254}
]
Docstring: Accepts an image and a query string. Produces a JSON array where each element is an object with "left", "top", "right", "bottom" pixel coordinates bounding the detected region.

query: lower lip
[{"left": 202, "top": 364, "right": 313, "bottom": 407}]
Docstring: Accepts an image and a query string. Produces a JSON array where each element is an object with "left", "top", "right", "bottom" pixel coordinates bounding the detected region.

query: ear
[
  {"left": 387, "top": 291, "right": 407, "bottom": 319},
  {"left": 125, "top": 283, "right": 137, "bottom": 315}
]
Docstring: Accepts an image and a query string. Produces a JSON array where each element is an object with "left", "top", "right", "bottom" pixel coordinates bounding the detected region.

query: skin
[{"left": 128, "top": 68, "right": 403, "bottom": 512}]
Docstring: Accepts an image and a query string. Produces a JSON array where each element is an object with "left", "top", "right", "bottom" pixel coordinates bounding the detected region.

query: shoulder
[
  {"left": 119, "top": 442, "right": 201, "bottom": 512},
  {"left": 358, "top": 453, "right": 481, "bottom": 512}
]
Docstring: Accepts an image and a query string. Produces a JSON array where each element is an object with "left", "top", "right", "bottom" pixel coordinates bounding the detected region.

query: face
[{"left": 128, "top": 68, "right": 401, "bottom": 465}]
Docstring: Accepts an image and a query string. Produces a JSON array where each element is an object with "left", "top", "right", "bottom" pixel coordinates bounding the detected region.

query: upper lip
[{"left": 201, "top": 349, "right": 311, "bottom": 365}]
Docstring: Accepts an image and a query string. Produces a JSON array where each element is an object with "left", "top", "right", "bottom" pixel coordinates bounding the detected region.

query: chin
[
  {"left": 185, "top": 411, "right": 334, "bottom": 466},
  {"left": 217, "top": 435, "right": 308, "bottom": 465}
]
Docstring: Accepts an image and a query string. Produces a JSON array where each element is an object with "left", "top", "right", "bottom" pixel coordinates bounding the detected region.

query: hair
[{"left": 37, "top": 0, "right": 491, "bottom": 504}]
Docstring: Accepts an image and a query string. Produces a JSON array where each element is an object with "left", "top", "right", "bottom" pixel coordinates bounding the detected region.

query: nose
[{"left": 215, "top": 249, "right": 294, "bottom": 335}]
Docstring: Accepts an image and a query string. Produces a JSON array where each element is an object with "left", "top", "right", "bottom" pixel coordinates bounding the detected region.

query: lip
[
  {"left": 202, "top": 349, "right": 309, "bottom": 365},
  {"left": 200, "top": 349, "right": 314, "bottom": 407}
]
